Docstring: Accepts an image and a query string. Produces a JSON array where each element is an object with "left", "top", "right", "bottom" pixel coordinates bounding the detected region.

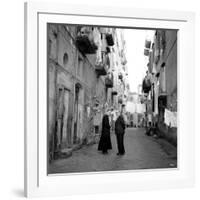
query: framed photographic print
[{"left": 24, "top": 1, "right": 195, "bottom": 197}]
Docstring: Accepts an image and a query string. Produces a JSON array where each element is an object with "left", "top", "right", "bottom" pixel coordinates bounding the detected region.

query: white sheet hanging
[{"left": 164, "top": 108, "right": 177, "bottom": 127}]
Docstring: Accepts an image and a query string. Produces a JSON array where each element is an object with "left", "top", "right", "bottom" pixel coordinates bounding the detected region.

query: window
[
  {"left": 63, "top": 53, "right": 69, "bottom": 66},
  {"left": 78, "top": 56, "right": 83, "bottom": 77}
]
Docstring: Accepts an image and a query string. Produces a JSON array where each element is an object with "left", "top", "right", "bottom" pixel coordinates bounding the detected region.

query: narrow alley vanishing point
[{"left": 47, "top": 24, "right": 178, "bottom": 173}]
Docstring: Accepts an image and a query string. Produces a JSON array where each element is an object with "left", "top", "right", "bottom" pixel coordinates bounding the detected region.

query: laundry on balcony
[
  {"left": 160, "top": 31, "right": 166, "bottom": 55},
  {"left": 142, "top": 77, "right": 151, "bottom": 94},
  {"left": 105, "top": 74, "right": 113, "bottom": 88},
  {"left": 106, "top": 47, "right": 111, "bottom": 54},
  {"left": 95, "top": 62, "right": 107, "bottom": 76},
  {"left": 118, "top": 73, "right": 123, "bottom": 80},
  {"left": 164, "top": 108, "right": 177, "bottom": 128},
  {"left": 144, "top": 48, "right": 150, "bottom": 56},
  {"left": 154, "top": 49, "right": 160, "bottom": 64},
  {"left": 106, "top": 33, "right": 114, "bottom": 46},
  {"left": 145, "top": 40, "right": 151, "bottom": 49},
  {"left": 101, "top": 34, "right": 107, "bottom": 52},
  {"left": 76, "top": 27, "right": 98, "bottom": 54},
  {"left": 93, "top": 27, "right": 101, "bottom": 47}
]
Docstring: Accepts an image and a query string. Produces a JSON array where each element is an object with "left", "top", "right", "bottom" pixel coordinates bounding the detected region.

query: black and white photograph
[{"left": 47, "top": 24, "right": 177, "bottom": 174}]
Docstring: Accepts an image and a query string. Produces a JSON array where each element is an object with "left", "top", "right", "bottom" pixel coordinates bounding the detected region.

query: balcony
[
  {"left": 106, "top": 34, "right": 114, "bottom": 46},
  {"left": 147, "top": 62, "right": 153, "bottom": 73},
  {"left": 145, "top": 40, "right": 151, "bottom": 49},
  {"left": 121, "top": 56, "right": 127, "bottom": 65},
  {"left": 112, "top": 90, "right": 118, "bottom": 96},
  {"left": 95, "top": 52, "right": 109, "bottom": 76},
  {"left": 95, "top": 63, "right": 107, "bottom": 76},
  {"left": 118, "top": 98, "right": 123, "bottom": 104},
  {"left": 118, "top": 73, "right": 123, "bottom": 80},
  {"left": 144, "top": 49, "right": 150, "bottom": 56},
  {"left": 106, "top": 47, "right": 111, "bottom": 54},
  {"left": 76, "top": 27, "right": 98, "bottom": 54},
  {"left": 154, "top": 49, "right": 160, "bottom": 64},
  {"left": 142, "top": 78, "right": 151, "bottom": 94},
  {"left": 105, "top": 75, "right": 113, "bottom": 88}
]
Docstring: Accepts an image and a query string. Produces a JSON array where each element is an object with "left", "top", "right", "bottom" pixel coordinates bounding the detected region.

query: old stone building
[
  {"left": 48, "top": 24, "right": 129, "bottom": 161},
  {"left": 143, "top": 30, "right": 177, "bottom": 145}
]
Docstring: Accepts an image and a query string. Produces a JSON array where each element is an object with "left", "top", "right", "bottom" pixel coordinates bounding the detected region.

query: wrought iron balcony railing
[
  {"left": 144, "top": 49, "right": 150, "bottom": 56},
  {"left": 111, "top": 90, "right": 118, "bottom": 95},
  {"left": 145, "top": 40, "right": 151, "bottom": 49},
  {"left": 95, "top": 63, "right": 107, "bottom": 76},
  {"left": 105, "top": 75, "right": 113, "bottom": 88},
  {"left": 106, "top": 33, "right": 114, "bottom": 46},
  {"left": 118, "top": 73, "right": 123, "bottom": 80},
  {"left": 142, "top": 78, "right": 151, "bottom": 94},
  {"left": 76, "top": 27, "right": 98, "bottom": 54}
]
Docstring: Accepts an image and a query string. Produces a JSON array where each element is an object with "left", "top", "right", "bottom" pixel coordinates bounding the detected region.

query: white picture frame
[{"left": 24, "top": 1, "right": 195, "bottom": 197}]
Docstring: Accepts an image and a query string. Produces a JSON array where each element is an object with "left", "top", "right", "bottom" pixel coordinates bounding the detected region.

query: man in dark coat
[
  {"left": 115, "top": 113, "right": 126, "bottom": 155},
  {"left": 98, "top": 114, "right": 112, "bottom": 154}
]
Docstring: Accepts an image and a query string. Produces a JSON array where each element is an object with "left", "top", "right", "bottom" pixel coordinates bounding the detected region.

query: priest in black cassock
[{"left": 98, "top": 113, "right": 112, "bottom": 154}]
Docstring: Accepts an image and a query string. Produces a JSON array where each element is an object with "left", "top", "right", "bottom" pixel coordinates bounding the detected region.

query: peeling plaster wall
[
  {"left": 157, "top": 30, "right": 177, "bottom": 146},
  {"left": 48, "top": 24, "right": 107, "bottom": 154}
]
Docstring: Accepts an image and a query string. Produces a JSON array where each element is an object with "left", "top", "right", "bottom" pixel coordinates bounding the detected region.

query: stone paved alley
[{"left": 48, "top": 128, "right": 177, "bottom": 174}]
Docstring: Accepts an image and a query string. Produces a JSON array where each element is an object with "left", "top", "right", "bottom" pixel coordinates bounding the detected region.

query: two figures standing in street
[{"left": 98, "top": 108, "right": 126, "bottom": 156}]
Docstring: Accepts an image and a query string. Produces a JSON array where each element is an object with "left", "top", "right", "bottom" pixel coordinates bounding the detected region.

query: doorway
[
  {"left": 73, "top": 83, "right": 83, "bottom": 144},
  {"left": 62, "top": 88, "right": 70, "bottom": 147},
  {"left": 56, "top": 86, "right": 71, "bottom": 150}
]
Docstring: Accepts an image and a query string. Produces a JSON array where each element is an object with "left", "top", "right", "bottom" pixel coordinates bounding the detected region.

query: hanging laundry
[
  {"left": 101, "top": 34, "right": 107, "bottom": 52},
  {"left": 164, "top": 108, "right": 177, "bottom": 127}
]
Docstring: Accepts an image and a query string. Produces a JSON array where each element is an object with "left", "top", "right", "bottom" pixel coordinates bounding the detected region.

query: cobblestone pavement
[{"left": 48, "top": 128, "right": 177, "bottom": 174}]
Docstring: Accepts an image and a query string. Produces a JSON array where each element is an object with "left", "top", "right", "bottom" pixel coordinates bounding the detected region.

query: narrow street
[{"left": 49, "top": 128, "right": 177, "bottom": 174}]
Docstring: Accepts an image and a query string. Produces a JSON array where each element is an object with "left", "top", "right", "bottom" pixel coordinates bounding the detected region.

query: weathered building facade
[
  {"left": 142, "top": 30, "right": 177, "bottom": 145},
  {"left": 48, "top": 24, "right": 129, "bottom": 161}
]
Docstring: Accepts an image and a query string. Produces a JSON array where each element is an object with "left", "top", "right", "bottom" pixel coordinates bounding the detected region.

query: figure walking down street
[
  {"left": 98, "top": 113, "right": 112, "bottom": 154},
  {"left": 115, "top": 112, "right": 126, "bottom": 155}
]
